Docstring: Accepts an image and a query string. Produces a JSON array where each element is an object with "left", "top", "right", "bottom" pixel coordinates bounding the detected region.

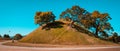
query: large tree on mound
[
  {"left": 89, "top": 11, "right": 113, "bottom": 37},
  {"left": 75, "top": 11, "right": 114, "bottom": 38},
  {"left": 34, "top": 11, "right": 55, "bottom": 26},
  {"left": 60, "top": 5, "right": 114, "bottom": 38},
  {"left": 20, "top": 5, "right": 118, "bottom": 44},
  {"left": 60, "top": 5, "right": 89, "bottom": 26}
]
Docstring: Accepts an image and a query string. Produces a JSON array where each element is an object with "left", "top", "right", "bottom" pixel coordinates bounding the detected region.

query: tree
[
  {"left": 76, "top": 11, "right": 112, "bottom": 38},
  {"left": 100, "top": 31, "right": 109, "bottom": 39},
  {"left": 34, "top": 11, "right": 55, "bottom": 26},
  {"left": 80, "top": 13, "right": 92, "bottom": 28},
  {"left": 4, "top": 34, "right": 10, "bottom": 38},
  {"left": 0, "top": 35, "right": 1, "bottom": 38},
  {"left": 85, "top": 11, "right": 113, "bottom": 37},
  {"left": 116, "top": 36, "right": 120, "bottom": 42},
  {"left": 112, "top": 32, "right": 118, "bottom": 37},
  {"left": 112, "top": 32, "right": 118, "bottom": 42},
  {"left": 3, "top": 34, "right": 10, "bottom": 40},
  {"left": 109, "top": 32, "right": 119, "bottom": 43},
  {"left": 60, "top": 6, "right": 114, "bottom": 38},
  {"left": 60, "top": 5, "right": 89, "bottom": 27},
  {"left": 14, "top": 33, "right": 22, "bottom": 40},
  {"left": 0, "top": 34, "right": 2, "bottom": 40}
]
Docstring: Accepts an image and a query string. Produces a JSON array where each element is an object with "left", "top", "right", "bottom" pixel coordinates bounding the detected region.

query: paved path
[{"left": 0, "top": 41, "right": 120, "bottom": 51}]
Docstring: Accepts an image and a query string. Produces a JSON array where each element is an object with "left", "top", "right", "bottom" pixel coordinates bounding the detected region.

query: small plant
[{"left": 14, "top": 33, "right": 22, "bottom": 40}]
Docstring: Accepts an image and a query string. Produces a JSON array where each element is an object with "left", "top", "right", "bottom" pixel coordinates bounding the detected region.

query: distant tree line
[
  {"left": 0, "top": 33, "right": 22, "bottom": 40},
  {"left": 0, "top": 34, "right": 10, "bottom": 40},
  {"left": 34, "top": 5, "right": 120, "bottom": 43}
]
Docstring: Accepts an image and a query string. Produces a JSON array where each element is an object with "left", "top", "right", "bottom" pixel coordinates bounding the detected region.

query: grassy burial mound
[
  {"left": 20, "top": 21, "right": 116, "bottom": 45},
  {"left": 19, "top": 5, "right": 119, "bottom": 45}
]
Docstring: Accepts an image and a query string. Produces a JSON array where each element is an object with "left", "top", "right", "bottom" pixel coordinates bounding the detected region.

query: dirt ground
[
  {"left": 0, "top": 41, "right": 120, "bottom": 51},
  {"left": 2, "top": 40, "right": 120, "bottom": 48}
]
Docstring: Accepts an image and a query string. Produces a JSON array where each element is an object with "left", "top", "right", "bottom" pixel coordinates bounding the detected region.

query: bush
[
  {"left": 14, "top": 34, "right": 22, "bottom": 40},
  {"left": 4, "top": 34, "right": 10, "bottom": 38},
  {"left": 3, "top": 34, "right": 11, "bottom": 40},
  {"left": 0, "top": 35, "right": 2, "bottom": 38},
  {"left": 0, "top": 35, "right": 2, "bottom": 40},
  {"left": 116, "top": 36, "right": 120, "bottom": 42}
]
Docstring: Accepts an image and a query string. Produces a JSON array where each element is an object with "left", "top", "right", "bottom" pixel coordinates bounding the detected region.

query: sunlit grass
[{"left": 20, "top": 21, "right": 117, "bottom": 45}]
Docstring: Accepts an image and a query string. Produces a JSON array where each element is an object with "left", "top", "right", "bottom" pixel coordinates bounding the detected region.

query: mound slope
[{"left": 20, "top": 21, "right": 116, "bottom": 45}]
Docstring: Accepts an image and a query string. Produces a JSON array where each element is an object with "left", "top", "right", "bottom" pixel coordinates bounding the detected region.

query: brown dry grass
[
  {"left": 0, "top": 40, "right": 6, "bottom": 42},
  {"left": 19, "top": 21, "right": 118, "bottom": 45},
  {"left": 0, "top": 38, "right": 11, "bottom": 42}
]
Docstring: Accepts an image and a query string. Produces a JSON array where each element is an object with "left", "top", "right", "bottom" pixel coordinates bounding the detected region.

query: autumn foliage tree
[
  {"left": 76, "top": 11, "right": 113, "bottom": 38},
  {"left": 90, "top": 11, "right": 113, "bottom": 37},
  {"left": 60, "top": 5, "right": 114, "bottom": 38},
  {"left": 34, "top": 5, "right": 115, "bottom": 40},
  {"left": 35, "top": 11, "right": 55, "bottom": 26},
  {"left": 60, "top": 5, "right": 89, "bottom": 27}
]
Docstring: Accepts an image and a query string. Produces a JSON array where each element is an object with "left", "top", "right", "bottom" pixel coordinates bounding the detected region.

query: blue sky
[{"left": 0, "top": 0, "right": 120, "bottom": 36}]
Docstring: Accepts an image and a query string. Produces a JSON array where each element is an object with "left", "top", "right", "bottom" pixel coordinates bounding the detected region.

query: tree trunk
[
  {"left": 70, "top": 21, "right": 74, "bottom": 28},
  {"left": 95, "top": 23, "right": 100, "bottom": 38},
  {"left": 95, "top": 27, "right": 98, "bottom": 37}
]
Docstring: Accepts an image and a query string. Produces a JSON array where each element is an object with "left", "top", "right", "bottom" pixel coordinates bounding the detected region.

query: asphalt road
[{"left": 0, "top": 41, "right": 120, "bottom": 51}]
